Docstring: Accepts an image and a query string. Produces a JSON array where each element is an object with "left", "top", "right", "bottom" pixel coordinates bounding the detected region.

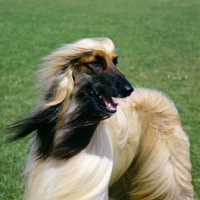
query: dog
[{"left": 9, "top": 38, "right": 194, "bottom": 199}]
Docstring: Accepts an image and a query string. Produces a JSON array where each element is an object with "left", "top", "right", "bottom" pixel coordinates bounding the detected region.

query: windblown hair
[
  {"left": 9, "top": 38, "right": 194, "bottom": 200},
  {"left": 10, "top": 38, "right": 117, "bottom": 159}
]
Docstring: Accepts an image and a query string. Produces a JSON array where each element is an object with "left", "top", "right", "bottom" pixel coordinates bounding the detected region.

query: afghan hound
[{"left": 9, "top": 38, "right": 194, "bottom": 200}]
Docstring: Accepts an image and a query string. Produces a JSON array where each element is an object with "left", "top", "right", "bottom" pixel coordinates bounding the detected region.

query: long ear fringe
[
  {"left": 43, "top": 66, "right": 74, "bottom": 109},
  {"left": 6, "top": 65, "right": 74, "bottom": 159},
  {"left": 7, "top": 104, "right": 60, "bottom": 142}
]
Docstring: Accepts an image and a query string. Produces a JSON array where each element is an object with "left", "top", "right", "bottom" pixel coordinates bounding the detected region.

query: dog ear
[
  {"left": 42, "top": 66, "right": 74, "bottom": 110},
  {"left": 7, "top": 104, "right": 61, "bottom": 159},
  {"left": 7, "top": 50, "right": 76, "bottom": 159}
]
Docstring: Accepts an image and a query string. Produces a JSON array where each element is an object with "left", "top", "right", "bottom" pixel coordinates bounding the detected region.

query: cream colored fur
[
  {"left": 24, "top": 88, "right": 193, "bottom": 200},
  {"left": 23, "top": 38, "right": 194, "bottom": 200}
]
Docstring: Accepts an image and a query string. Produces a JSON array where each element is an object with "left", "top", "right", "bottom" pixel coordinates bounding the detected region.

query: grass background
[{"left": 0, "top": 0, "right": 199, "bottom": 199}]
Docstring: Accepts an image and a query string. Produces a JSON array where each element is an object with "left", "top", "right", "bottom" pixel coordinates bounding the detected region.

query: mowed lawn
[{"left": 0, "top": 0, "right": 199, "bottom": 199}]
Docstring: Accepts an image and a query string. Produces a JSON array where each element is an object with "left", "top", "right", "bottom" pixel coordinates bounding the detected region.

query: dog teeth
[
  {"left": 107, "top": 103, "right": 111, "bottom": 108},
  {"left": 106, "top": 103, "right": 117, "bottom": 111},
  {"left": 99, "top": 95, "right": 102, "bottom": 99}
]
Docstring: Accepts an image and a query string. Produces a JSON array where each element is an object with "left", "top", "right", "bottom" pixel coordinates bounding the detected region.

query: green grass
[{"left": 0, "top": 0, "right": 200, "bottom": 199}]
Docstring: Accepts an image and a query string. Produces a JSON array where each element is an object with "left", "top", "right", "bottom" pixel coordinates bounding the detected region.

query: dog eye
[{"left": 89, "top": 61, "right": 101, "bottom": 67}]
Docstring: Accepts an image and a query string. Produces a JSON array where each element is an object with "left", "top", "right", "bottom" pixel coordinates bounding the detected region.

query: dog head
[
  {"left": 42, "top": 38, "right": 133, "bottom": 116},
  {"left": 9, "top": 38, "right": 133, "bottom": 159}
]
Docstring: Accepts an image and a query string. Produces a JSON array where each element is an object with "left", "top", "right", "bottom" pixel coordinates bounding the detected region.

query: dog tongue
[{"left": 101, "top": 94, "right": 118, "bottom": 110}]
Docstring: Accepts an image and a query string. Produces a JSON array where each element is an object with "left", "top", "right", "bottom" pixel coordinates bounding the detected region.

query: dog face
[
  {"left": 72, "top": 50, "right": 133, "bottom": 115},
  {"left": 9, "top": 38, "right": 134, "bottom": 159}
]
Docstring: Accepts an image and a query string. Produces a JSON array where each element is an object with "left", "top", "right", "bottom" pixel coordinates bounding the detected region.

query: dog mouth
[{"left": 90, "top": 88, "right": 118, "bottom": 113}]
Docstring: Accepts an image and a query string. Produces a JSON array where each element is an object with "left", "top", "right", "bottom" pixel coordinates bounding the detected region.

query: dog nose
[{"left": 123, "top": 84, "right": 134, "bottom": 97}]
